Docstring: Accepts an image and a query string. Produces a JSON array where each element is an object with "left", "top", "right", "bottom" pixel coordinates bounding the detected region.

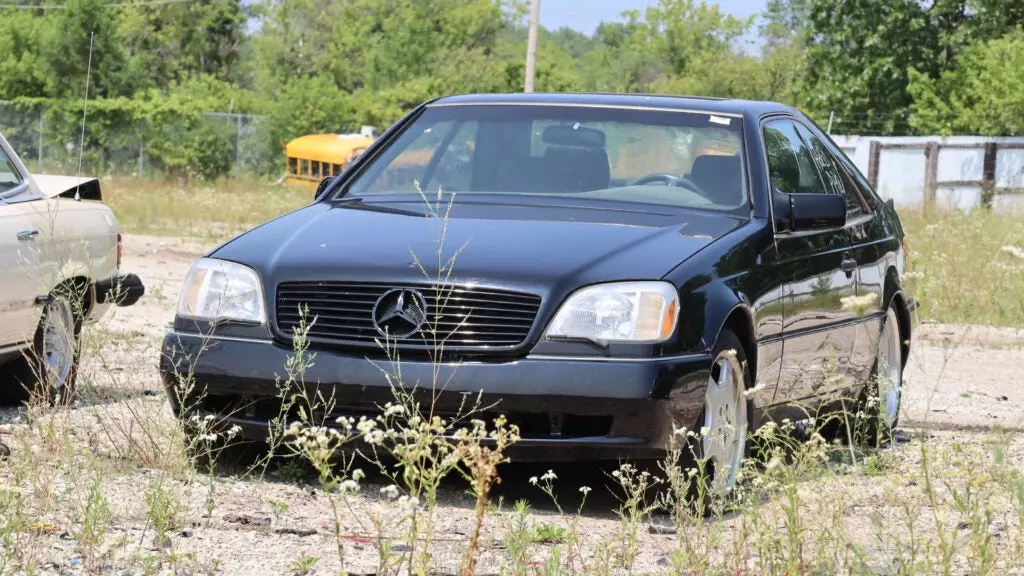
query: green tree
[
  {"left": 0, "top": 12, "right": 51, "bottom": 99},
  {"left": 801, "top": 0, "right": 936, "bottom": 134},
  {"left": 46, "top": 0, "right": 131, "bottom": 98},
  {"left": 909, "top": 30, "right": 1024, "bottom": 136}
]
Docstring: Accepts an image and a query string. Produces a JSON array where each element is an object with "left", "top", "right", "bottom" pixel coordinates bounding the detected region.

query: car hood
[{"left": 213, "top": 197, "right": 746, "bottom": 297}]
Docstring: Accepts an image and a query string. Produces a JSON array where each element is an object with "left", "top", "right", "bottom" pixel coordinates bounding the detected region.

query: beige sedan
[{"left": 0, "top": 133, "right": 143, "bottom": 404}]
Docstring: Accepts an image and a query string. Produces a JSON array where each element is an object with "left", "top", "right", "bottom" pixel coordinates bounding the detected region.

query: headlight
[
  {"left": 177, "top": 258, "right": 266, "bottom": 324},
  {"left": 544, "top": 281, "right": 679, "bottom": 344}
]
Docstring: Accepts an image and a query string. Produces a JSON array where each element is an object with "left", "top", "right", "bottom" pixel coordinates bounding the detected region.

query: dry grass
[
  {"left": 102, "top": 177, "right": 310, "bottom": 241},
  {"left": 901, "top": 208, "right": 1024, "bottom": 327},
  {"left": 3, "top": 181, "right": 1023, "bottom": 573}
]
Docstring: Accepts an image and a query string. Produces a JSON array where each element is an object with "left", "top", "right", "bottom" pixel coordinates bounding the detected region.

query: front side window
[
  {"left": 794, "top": 123, "right": 864, "bottom": 216},
  {"left": 343, "top": 105, "right": 748, "bottom": 212},
  {"left": 0, "top": 146, "right": 24, "bottom": 194},
  {"left": 763, "top": 119, "right": 827, "bottom": 195},
  {"left": 288, "top": 157, "right": 298, "bottom": 175}
]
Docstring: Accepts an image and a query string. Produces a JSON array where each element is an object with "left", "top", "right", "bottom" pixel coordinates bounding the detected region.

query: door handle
[
  {"left": 841, "top": 257, "right": 857, "bottom": 276},
  {"left": 16, "top": 230, "right": 39, "bottom": 241}
]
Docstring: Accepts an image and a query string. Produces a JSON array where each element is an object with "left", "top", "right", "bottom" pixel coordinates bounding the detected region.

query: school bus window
[
  {"left": 300, "top": 159, "right": 309, "bottom": 176},
  {"left": 333, "top": 164, "right": 342, "bottom": 175},
  {"left": 321, "top": 163, "right": 330, "bottom": 177},
  {"left": 288, "top": 157, "right": 298, "bottom": 175},
  {"left": 311, "top": 161, "right": 321, "bottom": 179}
]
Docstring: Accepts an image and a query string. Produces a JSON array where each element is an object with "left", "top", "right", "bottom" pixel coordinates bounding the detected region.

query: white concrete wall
[{"left": 830, "top": 135, "right": 1024, "bottom": 213}]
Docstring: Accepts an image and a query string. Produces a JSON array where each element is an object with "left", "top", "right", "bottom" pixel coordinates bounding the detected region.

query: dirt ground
[{"left": 3, "top": 234, "right": 1024, "bottom": 575}]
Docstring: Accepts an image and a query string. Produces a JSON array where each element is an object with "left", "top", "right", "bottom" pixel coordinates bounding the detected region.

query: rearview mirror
[
  {"left": 778, "top": 193, "right": 846, "bottom": 231},
  {"left": 315, "top": 176, "right": 332, "bottom": 200}
]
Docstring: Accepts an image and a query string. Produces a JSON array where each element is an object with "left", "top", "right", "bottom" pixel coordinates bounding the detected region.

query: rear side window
[
  {"left": 794, "top": 123, "right": 864, "bottom": 216},
  {"left": 0, "top": 147, "right": 24, "bottom": 194},
  {"left": 763, "top": 119, "right": 826, "bottom": 195}
]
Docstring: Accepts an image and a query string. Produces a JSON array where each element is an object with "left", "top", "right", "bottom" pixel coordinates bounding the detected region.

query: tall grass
[
  {"left": 102, "top": 177, "right": 309, "bottom": 241},
  {"left": 900, "top": 208, "right": 1024, "bottom": 327},
  {"left": 4, "top": 181, "right": 1021, "bottom": 573}
]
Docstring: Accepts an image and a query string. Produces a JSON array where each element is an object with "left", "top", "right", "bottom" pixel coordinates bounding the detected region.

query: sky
[{"left": 540, "top": 0, "right": 769, "bottom": 34}]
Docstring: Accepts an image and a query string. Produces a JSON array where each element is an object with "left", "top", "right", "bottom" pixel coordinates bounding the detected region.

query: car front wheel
[
  {"left": 0, "top": 290, "right": 81, "bottom": 406},
  {"left": 691, "top": 328, "right": 752, "bottom": 499}
]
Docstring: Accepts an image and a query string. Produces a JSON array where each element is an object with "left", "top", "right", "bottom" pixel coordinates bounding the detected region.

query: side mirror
[
  {"left": 315, "top": 176, "right": 332, "bottom": 200},
  {"left": 780, "top": 193, "right": 846, "bottom": 231}
]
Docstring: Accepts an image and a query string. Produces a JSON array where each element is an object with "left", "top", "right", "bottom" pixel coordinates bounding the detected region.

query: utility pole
[{"left": 524, "top": 0, "right": 540, "bottom": 93}]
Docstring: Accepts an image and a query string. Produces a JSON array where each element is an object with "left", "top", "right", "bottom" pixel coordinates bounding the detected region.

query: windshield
[
  {"left": 0, "top": 146, "right": 25, "bottom": 195},
  {"left": 340, "top": 104, "right": 748, "bottom": 211}
]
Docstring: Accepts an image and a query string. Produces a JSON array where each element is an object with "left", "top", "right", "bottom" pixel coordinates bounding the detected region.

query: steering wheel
[
  {"left": 631, "top": 173, "right": 710, "bottom": 199},
  {"left": 631, "top": 173, "right": 679, "bottom": 186}
]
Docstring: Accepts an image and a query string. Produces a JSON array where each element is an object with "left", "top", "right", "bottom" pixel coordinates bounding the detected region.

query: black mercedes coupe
[{"left": 161, "top": 93, "right": 918, "bottom": 494}]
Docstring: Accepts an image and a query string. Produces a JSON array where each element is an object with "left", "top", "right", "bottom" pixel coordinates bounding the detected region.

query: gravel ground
[{"left": 1, "top": 234, "right": 1022, "bottom": 575}]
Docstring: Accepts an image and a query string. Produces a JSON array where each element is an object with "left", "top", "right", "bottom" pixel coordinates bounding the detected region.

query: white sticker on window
[{"left": 709, "top": 115, "right": 731, "bottom": 126}]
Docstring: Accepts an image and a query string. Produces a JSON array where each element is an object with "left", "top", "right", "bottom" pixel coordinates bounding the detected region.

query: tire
[
  {"left": 861, "top": 305, "right": 903, "bottom": 444},
  {"left": 685, "top": 328, "right": 754, "bottom": 502},
  {"left": 0, "top": 290, "right": 81, "bottom": 406}
]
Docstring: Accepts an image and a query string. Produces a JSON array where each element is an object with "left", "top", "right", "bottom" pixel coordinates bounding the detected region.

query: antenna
[{"left": 74, "top": 32, "right": 95, "bottom": 202}]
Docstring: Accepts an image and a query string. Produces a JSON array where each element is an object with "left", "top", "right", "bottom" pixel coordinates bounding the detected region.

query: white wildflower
[
  {"left": 540, "top": 469, "right": 557, "bottom": 482},
  {"left": 579, "top": 486, "right": 592, "bottom": 495},
  {"left": 352, "top": 469, "right": 365, "bottom": 481},
  {"left": 1001, "top": 245, "right": 1024, "bottom": 260},
  {"left": 529, "top": 476, "right": 538, "bottom": 486},
  {"left": 379, "top": 485, "right": 400, "bottom": 499}
]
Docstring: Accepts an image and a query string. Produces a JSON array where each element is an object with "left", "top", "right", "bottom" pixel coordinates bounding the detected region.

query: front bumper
[{"left": 159, "top": 331, "right": 713, "bottom": 461}]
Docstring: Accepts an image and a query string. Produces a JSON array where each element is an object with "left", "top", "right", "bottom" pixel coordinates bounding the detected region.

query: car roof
[{"left": 431, "top": 92, "right": 796, "bottom": 119}]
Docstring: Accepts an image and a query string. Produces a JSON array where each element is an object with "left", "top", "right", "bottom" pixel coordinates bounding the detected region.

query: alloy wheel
[
  {"left": 875, "top": 307, "right": 903, "bottom": 429},
  {"left": 41, "top": 296, "right": 76, "bottom": 395},
  {"left": 702, "top": 351, "right": 748, "bottom": 495}
]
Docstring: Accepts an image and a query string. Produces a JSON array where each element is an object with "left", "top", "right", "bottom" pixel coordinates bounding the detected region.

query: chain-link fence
[{"left": 0, "top": 100, "right": 274, "bottom": 178}]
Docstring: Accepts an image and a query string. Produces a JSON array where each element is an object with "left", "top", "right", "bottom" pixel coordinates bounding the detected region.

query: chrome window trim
[{"left": 427, "top": 101, "right": 745, "bottom": 118}]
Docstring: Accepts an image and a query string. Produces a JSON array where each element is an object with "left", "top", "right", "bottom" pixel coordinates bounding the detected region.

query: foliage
[
  {"left": 909, "top": 30, "right": 1024, "bottom": 136},
  {"left": 2, "top": 0, "right": 1024, "bottom": 181}
]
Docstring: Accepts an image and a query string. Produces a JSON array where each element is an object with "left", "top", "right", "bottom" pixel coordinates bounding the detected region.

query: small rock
[
  {"left": 391, "top": 543, "right": 412, "bottom": 552},
  {"left": 179, "top": 528, "right": 194, "bottom": 538},
  {"left": 275, "top": 527, "right": 317, "bottom": 537},
  {"left": 997, "top": 395, "right": 1009, "bottom": 401},
  {"left": 222, "top": 513, "right": 271, "bottom": 528},
  {"left": 152, "top": 534, "right": 172, "bottom": 550},
  {"left": 957, "top": 521, "right": 971, "bottom": 530},
  {"left": 0, "top": 443, "right": 9, "bottom": 460},
  {"left": 657, "top": 556, "right": 670, "bottom": 567},
  {"left": 648, "top": 523, "right": 677, "bottom": 535}
]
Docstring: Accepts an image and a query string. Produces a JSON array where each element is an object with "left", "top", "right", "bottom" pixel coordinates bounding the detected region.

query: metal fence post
[
  {"left": 923, "top": 142, "right": 939, "bottom": 210},
  {"left": 37, "top": 109, "right": 44, "bottom": 170},
  {"left": 236, "top": 113, "right": 242, "bottom": 178},
  {"left": 982, "top": 142, "right": 997, "bottom": 210},
  {"left": 139, "top": 120, "right": 145, "bottom": 178},
  {"left": 867, "top": 141, "right": 881, "bottom": 190}
]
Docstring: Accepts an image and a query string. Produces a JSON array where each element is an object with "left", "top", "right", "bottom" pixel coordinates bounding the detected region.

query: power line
[{"left": 0, "top": 0, "right": 189, "bottom": 9}]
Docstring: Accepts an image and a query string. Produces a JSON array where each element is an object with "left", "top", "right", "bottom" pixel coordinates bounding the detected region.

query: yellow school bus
[{"left": 284, "top": 127, "right": 376, "bottom": 189}]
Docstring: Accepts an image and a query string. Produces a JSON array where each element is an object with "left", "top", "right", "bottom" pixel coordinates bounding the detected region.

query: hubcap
[
  {"left": 876, "top": 308, "right": 903, "bottom": 428},
  {"left": 42, "top": 296, "right": 75, "bottom": 391},
  {"left": 702, "top": 352, "right": 748, "bottom": 495}
]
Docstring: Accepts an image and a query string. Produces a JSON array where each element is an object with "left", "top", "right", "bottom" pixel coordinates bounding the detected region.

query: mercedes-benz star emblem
[{"left": 372, "top": 288, "right": 428, "bottom": 338}]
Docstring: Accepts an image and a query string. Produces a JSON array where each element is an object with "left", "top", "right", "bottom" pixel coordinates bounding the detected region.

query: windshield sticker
[{"left": 709, "top": 115, "right": 731, "bottom": 126}]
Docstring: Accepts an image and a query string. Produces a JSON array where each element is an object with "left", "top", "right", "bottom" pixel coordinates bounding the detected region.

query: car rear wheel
[
  {"left": 690, "top": 328, "right": 752, "bottom": 499},
  {"left": 863, "top": 305, "right": 903, "bottom": 443},
  {"left": 0, "top": 291, "right": 81, "bottom": 406}
]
